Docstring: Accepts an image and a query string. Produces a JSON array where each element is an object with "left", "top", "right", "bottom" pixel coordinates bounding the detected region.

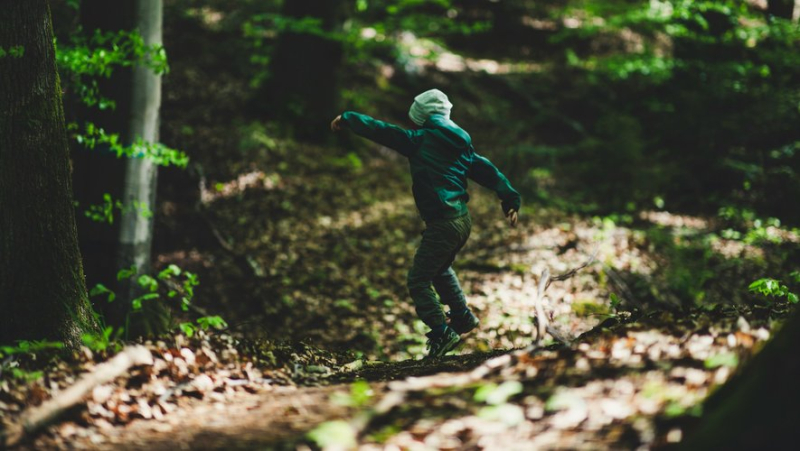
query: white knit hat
[{"left": 408, "top": 89, "right": 452, "bottom": 126}]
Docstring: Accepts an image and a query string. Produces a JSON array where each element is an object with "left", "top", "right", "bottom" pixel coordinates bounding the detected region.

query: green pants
[{"left": 407, "top": 212, "right": 472, "bottom": 328}]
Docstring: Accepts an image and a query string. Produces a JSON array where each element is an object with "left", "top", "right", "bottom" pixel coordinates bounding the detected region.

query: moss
[{"left": 571, "top": 299, "right": 610, "bottom": 317}]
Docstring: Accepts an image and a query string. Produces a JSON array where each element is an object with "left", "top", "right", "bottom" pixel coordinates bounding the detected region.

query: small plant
[
  {"left": 57, "top": 29, "right": 168, "bottom": 108},
  {"left": 0, "top": 340, "right": 65, "bottom": 381},
  {"left": 90, "top": 264, "right": 225, "bottom": 340},
  {"left": 749, "top": 277, "right": 799, "bottom": 304},
  {"left": 0, "top": 45, "right": 25, "bottom": 59},
  {"left": 110, "top": 264, "right": 200, "bottom": 313},
  {"left": 179, "top": 315, "right": 229, "bottom": 338},
  {"left": 83, "top": 193, "right": 153, "bottom": 224},
  {"left": 82, "top": 326, "right": 124, "bottom": 353},
  {"left": 71, "top": 121, "right": 189, "bottom": 168},
  {"left": 0, "top": 340, "right": 64, "bottom": 358}
]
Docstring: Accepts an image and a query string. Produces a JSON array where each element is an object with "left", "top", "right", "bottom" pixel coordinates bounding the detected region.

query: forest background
[{"left": 1, "top": 0, "right": 799, "bottom": 449}]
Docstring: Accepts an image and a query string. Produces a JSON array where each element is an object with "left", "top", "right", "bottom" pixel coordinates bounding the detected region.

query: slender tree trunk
[
  {"left": 0, "top": 0, "right": 96, "bottom": 346},
  {"left": 266, "top": 0, "right": 347, "bottom": 142},
  {"left": 118, "top": 0, "right": 168, "bottom": 335},
  {"left": 73, "top": 0, "right": 167, "bottom": 334}
]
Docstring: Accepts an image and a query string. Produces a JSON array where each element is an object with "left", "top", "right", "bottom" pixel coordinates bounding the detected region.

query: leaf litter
[{"left": 1, "top": 184, "right": 789, "bottom": 448}]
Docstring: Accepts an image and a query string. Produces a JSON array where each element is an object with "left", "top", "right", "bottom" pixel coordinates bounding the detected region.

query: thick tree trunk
[
  {"left": 767, "top": 0, "right": 797, "bottom": 20},
  {"left": 118, "top": 0, "right": 168, "bottom": 335},
  {"left": 266, "top": 0, "right": 347, "bottom": 142},
  {"left": 0, "top": 0, "right": 96, "bottom": 346},
  {"left": 681, "top": 306, "right": 800, "bottom": 449}
]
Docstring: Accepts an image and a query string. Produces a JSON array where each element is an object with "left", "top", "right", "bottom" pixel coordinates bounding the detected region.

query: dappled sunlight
[
  {"left": 317, "top": 198, "right": 416, "bottom": 231},
  {"left": 639, "top": 210, "right": 709, "bottom": 229},
  {"left": 397, "top": 31, "right": 544, "bottom": 75},
  {"left": 6, "top": 0, "right": 797, "bottom": 448},
  {"left": 155, "top": 249, "right": 213, "bottom": 269},
  {"left": 199, "top": 170, "right": 281, "bottom": 205},
  {"left": 185, "top": 7, "right": 224, "bottom": 28}
]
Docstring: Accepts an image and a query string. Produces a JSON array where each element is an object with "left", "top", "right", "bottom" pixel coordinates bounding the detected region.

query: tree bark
[
  {"left": 681, "top": 306, "right": 800, "bottom": 450},
  {"left": 767, "top": 0, "right": 796, "bottom": 20},
  {"left": 0, "top": 0, "right": 97, "bottom": 346}
]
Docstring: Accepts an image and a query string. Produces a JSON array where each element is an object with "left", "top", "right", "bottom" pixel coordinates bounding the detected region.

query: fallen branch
[
  {"left": 532, "top": 246, "right": 599, "bottom": 344},
  {"left": 545, "top": 246, "right": 599, "bottom": 289},
  {"left": 3, "top": 345, "right": 153, "bottom": 448},
  {"left": 533, "top": 268, "right": 550, "bottom": 343}
]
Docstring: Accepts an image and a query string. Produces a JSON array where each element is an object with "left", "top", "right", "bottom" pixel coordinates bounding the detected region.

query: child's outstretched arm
[
  {"left": 331, "top": 112, "right": 422, "bottom": 157},
  {"left": 469, "top": 153, "right": 522, "bottom": 227}
]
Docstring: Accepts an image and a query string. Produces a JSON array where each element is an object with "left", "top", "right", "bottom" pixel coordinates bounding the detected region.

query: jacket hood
[{"left": 425, "top": 114, "right": 472, "bottom": 150}]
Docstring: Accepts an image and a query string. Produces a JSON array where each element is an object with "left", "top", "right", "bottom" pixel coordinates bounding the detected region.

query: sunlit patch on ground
[
  {"left": 639, "top": 210, "right": 709, "bottom": 229},
  {"left": 155, "top": 249, "right": 213, "bottom": 269},
  {"left": 199, "top": 170, "right": 281, "bottom": 205}
]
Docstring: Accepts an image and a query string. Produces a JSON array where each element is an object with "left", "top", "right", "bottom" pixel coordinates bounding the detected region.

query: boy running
[{"left": 330, "top": 89, "right": 521, "bottom": 358}]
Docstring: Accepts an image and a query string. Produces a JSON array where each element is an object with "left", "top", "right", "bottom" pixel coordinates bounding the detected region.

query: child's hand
[
  {"left": 506, "top": 209, "right": 518, "bottom": 228},
  {"left": 330, "top": 115, "right": 343, "bottom": 132}
]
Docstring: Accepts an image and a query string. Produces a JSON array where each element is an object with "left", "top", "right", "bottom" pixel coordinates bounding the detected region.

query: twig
[
  {"left": 3, "top": 346, "right": 153, "bottom": 448},
  {"left": 545, "top": 246, "right": 599, "bottom": 289},
  {"left": 531, "top": 246, "right": 599, "bottom": 344},
  {"left": 533, "top": 268, "right": 550, "bottom": 343}
]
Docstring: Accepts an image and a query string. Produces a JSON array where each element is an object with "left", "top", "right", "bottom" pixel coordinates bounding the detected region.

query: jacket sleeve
[
  {"left": 341, "top": 111, "right": 422, "bottom": 157},
  {"left": 469, "top": 152, "right": 522, "bottom": 214}
]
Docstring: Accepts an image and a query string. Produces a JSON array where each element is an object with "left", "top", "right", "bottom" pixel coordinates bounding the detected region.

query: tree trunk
[
  {"left": 681, "top": 306, "right": 800, "bottom": 449},
  {"left": 118, "top": 0, "right": 168, "bottom": 335},
  {"left": 767, "top": 0, "right": 796, "bottom": 20},
  {"left": 265, "top": 0, "right": 347, "bottom": 142},
  {"left": 72, "top": 0, "right": 168, "bottom": 335},
  {"left": 0, "top": 0, "right": 97, "bottom": 346}
]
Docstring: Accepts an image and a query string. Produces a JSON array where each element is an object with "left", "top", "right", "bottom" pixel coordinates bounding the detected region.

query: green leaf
[
  {"left": 117, "top": 265, "right": 137, "bottom": 280},
  {"left": 137, "top": 274, "right": 158, "bottom": 292},
  {"left": 158, "top": 264, "right": 182, "bottom": 279},
  {"left": 350, "top": 380, "right": 373, "bottom": 406},
  {"left": 197, "top": 315, "right": 228, "bottom": 331},
  {"left": 545, "top": 390, "right": 586, "bottom": 412},
  {"left": 705, "top": 352, "right": 739, "bottom": 369},
  {"left": 307, "top": 421, "right": 356, "bottom": 449},
  {"left": 478, "top": 404, "right": 525, "bottom": 426},
  {"left": 89, "top": 283, "right": 116, "bottom": 303},
  {"left": 179, "top": 322, "right": 196, "bottom": 337},
  {"left": 474, "top": 381, "right": 523, "bottom": 405}
]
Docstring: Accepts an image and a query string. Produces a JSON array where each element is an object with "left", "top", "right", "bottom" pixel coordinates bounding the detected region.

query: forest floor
[{"left": 3, "top": 182, "right": 789, "bottom": 448}]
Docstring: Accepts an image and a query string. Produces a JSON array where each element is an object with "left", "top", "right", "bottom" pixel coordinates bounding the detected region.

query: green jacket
[{"left": 342, "top": 111, "right": 521, "bottom": 221}]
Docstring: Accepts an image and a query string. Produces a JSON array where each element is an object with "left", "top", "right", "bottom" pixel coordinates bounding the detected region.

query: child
[{"left": 330, "top": 89, "right": 521, "bottom": 358}]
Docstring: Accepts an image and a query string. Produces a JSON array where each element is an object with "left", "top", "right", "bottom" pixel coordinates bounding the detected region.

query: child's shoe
[
  {"left": 425, "top": 326, "right": 460, "bottom": 358},
  {"left": 447, "top": 308, "right": 479, "bottom": 335}
]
